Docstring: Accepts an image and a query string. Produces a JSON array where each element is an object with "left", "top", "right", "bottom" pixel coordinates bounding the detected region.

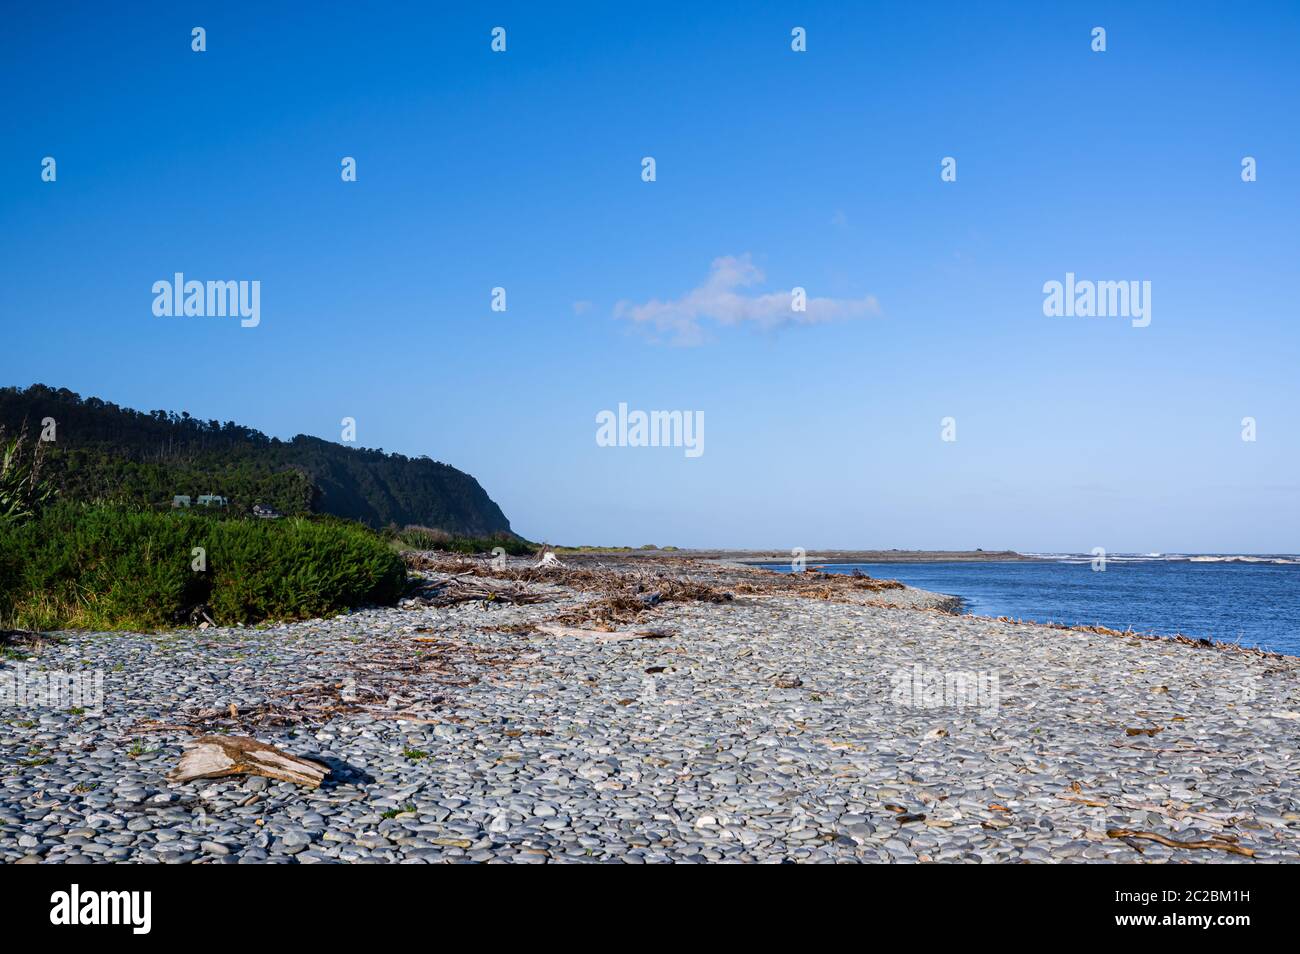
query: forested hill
[{"left": 0, "top": 384, "right": 514, "bottom": 536}]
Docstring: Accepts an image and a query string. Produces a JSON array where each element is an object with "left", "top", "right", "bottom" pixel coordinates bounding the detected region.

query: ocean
[{"left": 768, "top": 556, "right": 1300, "bottom": 656}]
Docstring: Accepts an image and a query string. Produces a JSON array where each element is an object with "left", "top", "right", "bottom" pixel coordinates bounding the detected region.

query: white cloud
[{"left": 613, "top": 254, "right": 880, "bottom": 345}]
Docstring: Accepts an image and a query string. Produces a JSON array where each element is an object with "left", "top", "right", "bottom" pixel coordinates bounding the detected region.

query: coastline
[
  {"left": 3, "top": 552, "right": 1295, "bottom": 864},
  {"left": 559, "top": 548, "right": 1036, "bottom": 564}
]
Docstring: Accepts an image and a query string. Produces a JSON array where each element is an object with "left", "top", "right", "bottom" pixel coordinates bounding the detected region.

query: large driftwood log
[{"left": 169, "top": 735, "right": 330, "bottom": 788}]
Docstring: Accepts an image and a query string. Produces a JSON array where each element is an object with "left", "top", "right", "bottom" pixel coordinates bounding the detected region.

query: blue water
[{"left": 767, "top": 558, "right": 1300, "bottom": 655}]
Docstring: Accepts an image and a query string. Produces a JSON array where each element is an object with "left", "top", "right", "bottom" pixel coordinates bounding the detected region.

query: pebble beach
[{"left": 3, "top": 555, "right": 1297, "bottom": 864}]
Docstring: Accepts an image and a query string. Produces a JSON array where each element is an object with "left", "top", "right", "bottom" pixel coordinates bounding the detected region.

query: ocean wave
[
  {"left": 1025, "top": 553, "right": 1300, "bottom": 565},
  {"left": 1184, "top": 555, "right": 1300, "bottom": 565}
]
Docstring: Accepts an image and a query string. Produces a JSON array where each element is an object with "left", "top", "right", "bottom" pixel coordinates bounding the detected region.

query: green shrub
[
  {"left": 207, "top": 517, "right": 405, "bottom": 624},
  {"left": 0, "top": 504, "right": 406, "bottom": 631},
  {"left": 389, "top": 524, "right": 535, "bottom": 556},
  {"left": 0, "top": 422, "right": 54, "bottom": 524},
  {"left": 396, "top": 524, "right": 453, "bottom": 549}
]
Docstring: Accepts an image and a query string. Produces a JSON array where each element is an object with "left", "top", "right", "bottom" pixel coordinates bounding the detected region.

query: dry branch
[{"left": 1105, "top": 829, "right": 1255, "bottom": 857}]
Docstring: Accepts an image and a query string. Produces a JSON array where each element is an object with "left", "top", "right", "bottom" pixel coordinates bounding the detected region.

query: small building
[
  {"left": 196, "top": 495, "right": 228, "bottom": 507},
  {"left": 172, "top": 495, "right": 192, "bottom": 508},
  {"left": 252, "top": 503, "right": 283, "bottom": 519}
]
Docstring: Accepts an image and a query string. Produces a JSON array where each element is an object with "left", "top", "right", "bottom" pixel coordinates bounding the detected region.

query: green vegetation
[
  {"left": 0, "top": 384, "right": 514, "bottom": 536},
  {"left": 554, "top": 545, "right": 636, "bottom": 553},
  {"left": 0, "top": 421, "right": 54, "bottom": 524},
  {"left": 386, "top": 524, "right": 535, "bottom": 556},
  {"left": 0, "top": 503, "right": 406, "bottom": 631},
  {"left": 0, "top": 388, "right": 544, "bottom": 632}
]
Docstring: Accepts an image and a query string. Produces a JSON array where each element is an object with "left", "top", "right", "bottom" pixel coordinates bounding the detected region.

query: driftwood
[
  {"left": 535, "top": 549, "right": 565, "bottom": 569},
  {"left": 169, "top": 735, "right": 330, "bottom": 788},
  {"left": 403, "top": 576, "right": 549, "bottom": 609},
  {"left": 1060, "top": 794, "right": 1238, "bottom": 828},
  {"left": 1057, "top": 794, "right": 1108, "bottom": 808},
  {"left": 1106, "top": 829, "right": 1255, "bottom": 858},
  {"left": 1124, "top": 726, "right": 1164, "bottom": 737}
]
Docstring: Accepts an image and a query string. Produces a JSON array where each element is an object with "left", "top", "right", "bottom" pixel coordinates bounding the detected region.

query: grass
[{"left": 0, "top": 503, "right": 407, "bottom": 631}]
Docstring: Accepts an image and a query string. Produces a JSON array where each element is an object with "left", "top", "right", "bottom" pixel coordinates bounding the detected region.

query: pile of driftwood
[
  {"left": 401, "top": 572, "right": 550, "bottom": 610},
  {"left": 404, "top": 553, "right": 914, "bottom": 629},
  {"left": 554, "top": 578, "right": 732, "bottom": 629},
  {"left": 406, "top": 554, "right": 735, "bottom": 630},
  {"left": 405, "top": 553, "right": 630, "bottom": 592},
  {"left": 730, "top": 566, "right": 905, "bottom": 599}
]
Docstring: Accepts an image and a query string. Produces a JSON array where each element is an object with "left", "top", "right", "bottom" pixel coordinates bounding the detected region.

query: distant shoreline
[{"left": 557, "top": 548, "right": 1036, "bottom": 564}]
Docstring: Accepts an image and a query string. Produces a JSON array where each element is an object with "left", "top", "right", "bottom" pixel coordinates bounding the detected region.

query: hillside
[{"left": 0, "top": 384, "right": 514, "bottom": 536}]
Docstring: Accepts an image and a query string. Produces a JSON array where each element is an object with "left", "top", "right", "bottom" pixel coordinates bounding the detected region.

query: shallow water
[{"left": 769, "top": 558, "right": 1300, "bottom": 656}]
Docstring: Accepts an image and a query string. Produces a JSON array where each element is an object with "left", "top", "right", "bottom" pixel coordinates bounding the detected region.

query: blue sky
[{"left": 3, "top": 2, "right": 1298, "bottom": 551}]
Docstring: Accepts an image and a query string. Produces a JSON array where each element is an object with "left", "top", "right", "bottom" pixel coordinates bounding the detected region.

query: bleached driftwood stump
[{"left": 169, "top": 735, "right": 330, "bottom": 788}]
